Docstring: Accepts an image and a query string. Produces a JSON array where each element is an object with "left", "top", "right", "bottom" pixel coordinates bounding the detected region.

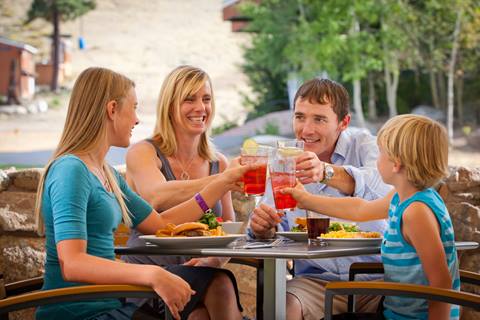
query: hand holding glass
[{"left": 240, "top": 146, "right": 269, "bottom": 196}]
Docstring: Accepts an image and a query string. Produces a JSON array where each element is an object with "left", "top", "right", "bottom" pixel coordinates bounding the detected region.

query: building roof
[
  {"left": 0, "top": 37, "right": 38, "bottom": 54},
  {"left": 222, "top": 0, "right": 240, "bottom": 8}
]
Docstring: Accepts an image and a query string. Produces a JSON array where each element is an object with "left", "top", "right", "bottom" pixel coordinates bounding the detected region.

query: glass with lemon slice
[
  {"left": 277, "top": 140, "right": 304, "bottom": 157},
  {"left": 240, "top": 139, "right": 270, "bottom": 197}
]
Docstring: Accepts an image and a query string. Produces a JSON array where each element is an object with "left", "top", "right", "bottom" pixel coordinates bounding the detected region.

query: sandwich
[{"left": 171, "top": 222, "right": 210, "bottom": 237}]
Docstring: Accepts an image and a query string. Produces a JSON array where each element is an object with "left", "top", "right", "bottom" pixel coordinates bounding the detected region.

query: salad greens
[
  {"left": 328, "top": 222, "right": 359, "bottom": 232},
  {"left": 291, "top": 225, "right": 306, "bottom": 232},
  {"left": 198, "top": 212, "right": 220, "bottom": 229}
]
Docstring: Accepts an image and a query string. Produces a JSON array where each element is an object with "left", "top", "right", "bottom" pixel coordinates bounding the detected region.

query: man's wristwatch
[{"left": 319, "top": 164, "right": 334, "bottom": 184}]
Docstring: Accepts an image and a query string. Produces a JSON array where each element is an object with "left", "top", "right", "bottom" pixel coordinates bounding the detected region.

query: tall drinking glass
[
  {"left": 269, "top": 154, "right": 297, "bottom": 211},
  {"left": 240, "top": 145, "right": 270, "bottom": 203},
  {"left": 306, "top": 210, "right": 330, "bottom": 246},
  {"left": 277, "top": 140, "right": 304, "bottom": 157}
]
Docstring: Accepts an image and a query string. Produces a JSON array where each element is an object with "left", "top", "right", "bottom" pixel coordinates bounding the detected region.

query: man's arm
[
  {"left": 342, "top": 136, "right": 391, "bottom": 199},
  {"left": 295, "top": 152, "right": 355, "bottom": 195},
  {"left": 296, "top": 132, "right": 391, "bottom": 198}
]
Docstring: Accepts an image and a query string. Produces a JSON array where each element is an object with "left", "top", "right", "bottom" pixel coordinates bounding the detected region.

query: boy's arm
[
  {"left": 284, "top": 187, "right": 394, "bottom": 222},
  {"left": 402, "top": 202, "right": 452, "bottom": 320}
]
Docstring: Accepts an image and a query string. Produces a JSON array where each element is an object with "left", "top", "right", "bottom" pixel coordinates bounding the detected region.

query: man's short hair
[
  {"left": 293, "top": 78, "right": 349, "bottom": 121},
  {"left": 377, "top": 114, "right": 449, "bottom": 190}
]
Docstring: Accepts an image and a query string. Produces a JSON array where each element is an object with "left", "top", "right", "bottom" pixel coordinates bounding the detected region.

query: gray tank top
[{"left": 124, "top": 139, "right": 222, "bottom": 266}]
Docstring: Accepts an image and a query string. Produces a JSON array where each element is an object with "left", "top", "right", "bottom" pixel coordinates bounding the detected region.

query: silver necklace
[
  {"left": 88, "top": 154, "right": 112, "bottom": 191},
  {"left": 173, "top": 155, "right": 196, "bottom": 180},
  {"left": 92, "top": 166, "right": 112, "bottom": 192}
]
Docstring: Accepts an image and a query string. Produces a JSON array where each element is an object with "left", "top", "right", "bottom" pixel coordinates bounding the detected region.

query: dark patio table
[{"left": 115, "top": 240, "right": 478, "bottom": 320}]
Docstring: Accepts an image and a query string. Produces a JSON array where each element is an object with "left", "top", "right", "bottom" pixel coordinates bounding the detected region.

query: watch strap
[{"left": 194, "top": 193, "right": 213, "bottom": 214}]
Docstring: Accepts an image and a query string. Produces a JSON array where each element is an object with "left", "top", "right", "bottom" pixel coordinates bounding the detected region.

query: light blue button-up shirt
[{"left": 249, "top": 128, "right": 392, "bottom": 281}]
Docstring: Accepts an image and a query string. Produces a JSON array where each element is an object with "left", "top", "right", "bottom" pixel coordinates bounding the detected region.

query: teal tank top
[{"left": 381, "top": 188, "right": 460, "bottom": 320}]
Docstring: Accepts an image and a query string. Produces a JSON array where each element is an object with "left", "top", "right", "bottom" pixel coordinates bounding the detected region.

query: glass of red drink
[
  {"left": 306, "top": 210, "right": 330, "bottom": 245},
  {"left": 269, "top": 154, "right": 297, "bottom": 211},
  {"left": 240, "top": 146, "right": 270, "bottom": 197}
]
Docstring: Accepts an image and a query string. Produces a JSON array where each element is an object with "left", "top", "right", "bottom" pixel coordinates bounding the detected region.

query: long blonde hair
[
  {"left": 377, "top": 114, "right": 449, "bottom": 190},
  {"left": 35, "top": 67, "right": 135, "bottom": 235},
  {"left": 152, "top": 65, "right": 216, "bottom": 160}
]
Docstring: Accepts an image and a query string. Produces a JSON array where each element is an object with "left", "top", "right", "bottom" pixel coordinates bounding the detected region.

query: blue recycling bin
[{"left": 78, "top": 37, "right": 85, "bottom": 50}]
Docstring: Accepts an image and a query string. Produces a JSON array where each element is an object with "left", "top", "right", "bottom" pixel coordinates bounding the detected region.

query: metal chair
[
  {"left": 0, "top": 279, "right": 160, "bottom": 319},
  {"left": 324, "top": 262, "right": 480, "bottom": 320}
]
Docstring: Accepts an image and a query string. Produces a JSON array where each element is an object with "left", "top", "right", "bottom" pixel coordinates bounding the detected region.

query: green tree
[
  {"left": 26, "top": 0, "right": 95, "bottom": 91},
  {"left": 242, "top": 0, "right": 384, "bottom": 125},
  {"left": 240, "top": 0, "right": 299, "bottom": 119},
  {"left": 285, "top": 0, "right": 384, "bottom": 125},
  {"left": 412, "top": 0, "right": 479, "bottom": 141}
]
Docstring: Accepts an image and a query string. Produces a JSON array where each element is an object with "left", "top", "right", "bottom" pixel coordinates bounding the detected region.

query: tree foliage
[
  {"left": 240, "top": 0, "right": 299, "bottom": 119},
  {"left": 26, "top": 0, "right": 95, "bottom": 91},
  {"left": 27, "top": 0, "right": 95, "bottom": 23},
  {"left": 240, "top": 0, "right": 480, "bottom": 129}
]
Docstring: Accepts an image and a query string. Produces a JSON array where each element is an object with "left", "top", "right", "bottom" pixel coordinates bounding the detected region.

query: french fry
[
  {"left": 155, "top": 229, "right": 172, "bottom": 237},
  {"left": 320, "top": 230, "right": 381, "bottom": 239}
]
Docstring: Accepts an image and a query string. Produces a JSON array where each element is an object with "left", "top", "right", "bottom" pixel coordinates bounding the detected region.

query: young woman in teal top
[
  {"left": 34, "top": 67, "right": 253, "bottom": 320},
  {"left": 282, "top": 114, "right": 460, "bottom": 319}
]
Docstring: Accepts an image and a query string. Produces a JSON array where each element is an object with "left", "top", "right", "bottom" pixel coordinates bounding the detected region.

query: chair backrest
[{"left": 0, "top": 274, "right": 5, "bottom": 300}]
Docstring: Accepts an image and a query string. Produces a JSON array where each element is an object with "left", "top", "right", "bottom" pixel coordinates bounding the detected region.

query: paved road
[{"left": 0, "top": 110, "right": 294, "bottom": 167}]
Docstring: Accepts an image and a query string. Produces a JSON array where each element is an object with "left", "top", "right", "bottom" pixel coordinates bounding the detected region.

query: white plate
[
  {"left": 277, "top": 231, "right": 308, "bottom": 242},
  {"left": 140, "top": 234, "right": 246, "bottom": 249},
  {"left": 318, "top": 237, "right": 382, "bottom": 247}
]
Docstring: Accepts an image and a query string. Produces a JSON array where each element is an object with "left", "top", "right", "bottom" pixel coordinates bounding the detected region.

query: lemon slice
[
  {"left": 242, "top": 138, "right": 258, "bottom": 155},
  {"left": 278, "top": 146, "right": 303, "bottom": 157}
]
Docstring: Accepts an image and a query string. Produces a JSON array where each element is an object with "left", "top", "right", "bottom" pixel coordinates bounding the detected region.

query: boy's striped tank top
[{"left": 381, "top": 188, "right": 460, "bottom": 319}]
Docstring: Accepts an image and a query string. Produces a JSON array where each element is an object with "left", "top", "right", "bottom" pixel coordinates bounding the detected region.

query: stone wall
[{"left": 1, "top": 166, "right": 479, "bottom": 319}]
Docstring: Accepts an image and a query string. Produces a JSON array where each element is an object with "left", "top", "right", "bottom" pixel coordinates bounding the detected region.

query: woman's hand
[
  {"left": 151, "top": 268, "right": 196, "bottom": 320},
  {"left": 183, "top": 257, "right": 230, "bottom": 268},
  {"left": 281, "top": 182, "right": 309, "bottom": 209},
  {"left": 220, "top": 157, "right": 257, "bottom": 192}
]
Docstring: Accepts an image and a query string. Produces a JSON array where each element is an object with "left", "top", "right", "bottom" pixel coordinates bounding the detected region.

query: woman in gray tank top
[{"left": 122, "top": 66, "right": 244, "bottom": 319}]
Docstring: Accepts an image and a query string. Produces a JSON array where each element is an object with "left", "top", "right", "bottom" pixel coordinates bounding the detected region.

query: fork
[{"left": 242, "top": 238, "right": 284, "bottom": 249}]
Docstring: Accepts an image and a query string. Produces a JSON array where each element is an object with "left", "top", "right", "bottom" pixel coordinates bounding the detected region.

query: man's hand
[
  {"left": 295, "top": 151, "right": 325, "bottom": 184},
  {"left": 250, "top": 203, "right": 283, "bottom": 239}
]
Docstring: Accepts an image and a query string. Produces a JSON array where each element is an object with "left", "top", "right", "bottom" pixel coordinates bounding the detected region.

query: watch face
[{"left": 325, "top": 165, "right": 334, "bottom": 179}]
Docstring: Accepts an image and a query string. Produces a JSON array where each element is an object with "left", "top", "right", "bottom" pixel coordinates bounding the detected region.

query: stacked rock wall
[{"left": 0, "top": 166, "right": 479, "bottom": 319}]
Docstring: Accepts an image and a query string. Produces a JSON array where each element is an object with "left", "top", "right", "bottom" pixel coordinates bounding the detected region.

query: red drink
[
  {"left": 307, "top": 217, "right": 330, "bottom": 240},
  {"left": 242, "top": 160, "right": 267, "bottom": 195},
  {"left": 271, "top": 172, "right": 297, "bottom": 210}
]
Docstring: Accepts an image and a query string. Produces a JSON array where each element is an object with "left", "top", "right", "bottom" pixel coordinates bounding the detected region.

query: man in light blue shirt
[{"left": 249, "top": 78, "right": 391, "bottom": 320}]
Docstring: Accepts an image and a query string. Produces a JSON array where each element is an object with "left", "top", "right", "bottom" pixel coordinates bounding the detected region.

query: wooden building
[
  {"left": 222, "top": 0, "right": 259, "bottom": 32},
  {"left": 0, "top": 37, "right": 37, "bottom": 102}
]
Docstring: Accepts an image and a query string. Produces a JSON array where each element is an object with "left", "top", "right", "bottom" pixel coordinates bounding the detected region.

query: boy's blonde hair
[
  {"left": 35, "top": 67, "right": 135, "bottom": 235},
  {"left": 152, "top": 65, "right": 216, "bottom": 160},
  {"left": 377, "top": 114, "right": 449, "bottom": 190}
]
